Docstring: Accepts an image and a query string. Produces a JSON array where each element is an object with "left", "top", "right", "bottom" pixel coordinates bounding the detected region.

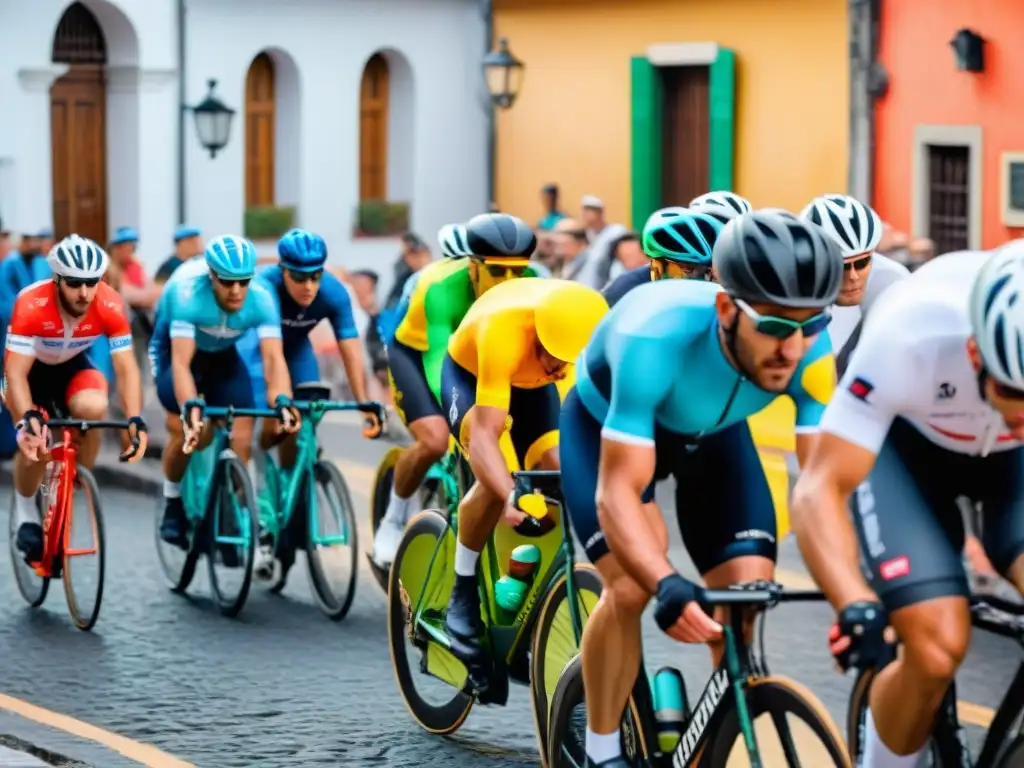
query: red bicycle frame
[{"left": 33, "top": 427, "right": 97, "bottom": 577}]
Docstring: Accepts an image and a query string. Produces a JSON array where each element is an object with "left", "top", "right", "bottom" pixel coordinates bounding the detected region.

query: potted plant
[
  {"left": 354, "top": 200, "right": 410, "bottom": 237},
  {"left": 244, "top": 205, "right": 296, "bottom": 240}
]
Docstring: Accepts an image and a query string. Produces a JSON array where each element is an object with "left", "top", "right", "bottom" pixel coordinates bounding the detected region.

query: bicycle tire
[
  {"left": 305, "top": 459, "right": 358, "bottom": 621},
  {"left": 9, "top": 490, "right": 49, "bottom": 608},
  {"left": 530, "top": 564, "right": 603, "bottom": 768},
  {"left": 847, "top": 666, "right": 942, "bottom": 766},
  {"left": 996, "top": 733, "right": 1024, "bottom": 767},
  {"left": 387, "top": 509, "right": 473, "bottom": 734},
  {"left": 368, "top": 446, "right": 403, "bottom": 593},
  {"left": 206, "top": 455, "right": 258, "bottom": 617},
  {"left": 62, "top": 467, "right": 105, "bottom": 632},
  {"left": 710, "top": 676, "right": 849, "bottom": 767},
  {"left": 154, "top": 492, "right": 200, "bottom": 594}
]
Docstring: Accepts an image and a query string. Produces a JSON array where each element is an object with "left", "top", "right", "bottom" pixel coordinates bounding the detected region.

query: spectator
[
  {"left": 154, "top": 225, "right": 204, "bottom": 285},
  {"left": 605, "top": 231, "right": 646, "bottom": 283},
  {"left": 553, "top": 218, "right": 595, "bottom": 284},
  {"left": 580, "top": 195, "right": 608, "bottom": 243},
  {"left": 349, "top": 269, "right": 390, "bottom": 401},
  {"left": 537, "top": 183, "right": 567, "bottom": 231},
  {"left": 0, "top": 227, "right": 13, "bottom": 261},
  {"left": 108, "top": 226, "right": 161, "bottom": 311},
  {"left": 384, "top": 232, "right": 433, "bottom": 310}
]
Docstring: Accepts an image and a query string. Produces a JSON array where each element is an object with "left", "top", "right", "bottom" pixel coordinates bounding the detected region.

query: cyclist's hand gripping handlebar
[
  {"left": 507, "top": 485, "right": 557, "bottom": 538},
  {"left": 180, "top": 397, "right": 206, "bottom": 455},
  {"left": 357, "top": 400, "right": 387, "bottom": 439},
  {"left": 119, "top": 416, "right": 148, "bottom": 463}
]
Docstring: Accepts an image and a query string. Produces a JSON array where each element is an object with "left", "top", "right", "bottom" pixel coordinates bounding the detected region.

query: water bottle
[
  {"left": 651, "top": 667, "right": 687, "bottom": 753},
  {"left": 494, "top": 544, "right": 541, "bottom": 613}
]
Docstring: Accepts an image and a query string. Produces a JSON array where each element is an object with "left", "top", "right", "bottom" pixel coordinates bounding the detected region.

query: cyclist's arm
[
  {"left": 253, "top": 286, "right": 290, "bottom": 404},
  {"left": 169, "top": 321, "right": 199, "bottom": 409},
  {"left": 325, "top": 276, "right": 369, "bottom": 402},
  {"left": 3, "top": 300, "right": 40, "bottom": 423}
]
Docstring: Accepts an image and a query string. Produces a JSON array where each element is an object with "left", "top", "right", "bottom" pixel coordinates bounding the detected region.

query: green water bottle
[
  {"left": 651, "top": 667, "right": 687, "bottom": 753},
  {"left": 494, "top": 544, "right": 541, "bottom": 613}
]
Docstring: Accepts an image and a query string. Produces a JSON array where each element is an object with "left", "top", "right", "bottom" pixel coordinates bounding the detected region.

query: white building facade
[{"left": 0, "top": 0, "right": 489, "bottom": 287}]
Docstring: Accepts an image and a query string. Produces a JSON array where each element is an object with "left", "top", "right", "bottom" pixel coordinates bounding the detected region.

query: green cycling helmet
[{"left": 642, "top": 207, "right": 724, "bottom": 264}]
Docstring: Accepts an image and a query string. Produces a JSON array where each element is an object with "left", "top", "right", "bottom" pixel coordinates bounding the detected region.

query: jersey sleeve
[
  {"left": 786, "top": 332, "right": 836, "bottom": 432},
  {"left": 4, "top": 295, "right": 37, "bottom": 358},
  {"left": 422, "top": 282, "right": 463, "bottom": 402},
  {"left": 322, "top": 275, "right": 359, "bottom": 341},
  {"left": 165, "top": 286, "right": 196, "bottom": 341},
  {"left": 251, "top": 283, "right": 283, "bottom": 340},
  {"left": 97, "top": 285, "right": 133, "bottom": 354},
  {"left": 601, "top": 331, "right": 675, "bottom": 445},
  {"left": 474, "top": 317, "right": 529, "bottom": 411}
]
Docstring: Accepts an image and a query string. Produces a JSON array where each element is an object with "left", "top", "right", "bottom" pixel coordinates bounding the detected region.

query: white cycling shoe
[{"left": 371, "top": 518, "right": 405, "bottom": 569}]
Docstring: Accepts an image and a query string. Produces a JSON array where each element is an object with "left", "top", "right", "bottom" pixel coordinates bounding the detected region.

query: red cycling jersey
[{"left": 4, "top": 280, "right": 133, "bottom": 365}]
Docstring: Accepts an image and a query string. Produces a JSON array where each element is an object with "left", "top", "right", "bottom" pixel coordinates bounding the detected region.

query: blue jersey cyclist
[
  {"left": 151, "top": 234, "right": 300, "bottom": 549},
  {"left": 561, "top": 211, "right": 843, "bottom": 768}
]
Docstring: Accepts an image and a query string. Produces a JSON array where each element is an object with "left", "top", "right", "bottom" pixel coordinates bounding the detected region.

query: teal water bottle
[
  {"left": 494, "top": 544, "right": 541, "bottom": 612},
  {"left": 651, "top": 667, "right": 686, "bottom": 753}
]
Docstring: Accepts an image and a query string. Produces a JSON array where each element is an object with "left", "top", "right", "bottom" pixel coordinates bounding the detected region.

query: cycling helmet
[
  {"left": 48, "top": 234, "right": 109, "bottom": 279},
  {"left": 277, "top": 228, "right": 327, "bottom": 272},
  {"left": 205, "top": 235, "right": 257, "bottom": 279},
  {"left": 713, "top": 211, "right": 843, "bottom": 309},
  {"left": 799, "top": 194, "right": 883, "bottom": 258},
  {"left": 642, "top": 208, "right": 724, "bottom": 264},
  {"left": 438, "top": 223, "right": 472, "bottom": 259},
  {"left": 535, "top": 280, "right": 609, "bottom": 363},
  {"left": 969, "top": 241, "right": 1024, "bottom": 388},
  {"left": 464, "top": 213, "right": 536, "bottom": 260},
  {"left": 689, "top": 191, "right": 753, "bottom": 224}
]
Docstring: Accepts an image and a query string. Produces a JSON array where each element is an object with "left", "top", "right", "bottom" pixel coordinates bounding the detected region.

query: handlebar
[
  {"left": 700, "top": 580, "right": 825, "bottom": 608},
  {"left": 181, "top": 397, "right": 388, "bottom": 431},
  {"left": 291, "top": 398, "right": 388, "bottom": 423},
  {"left": 512, "top": 469, "right": 564, "bottom": 507},
  {"left": 45, "top": 419, "right": 135, "bottom": 432}
]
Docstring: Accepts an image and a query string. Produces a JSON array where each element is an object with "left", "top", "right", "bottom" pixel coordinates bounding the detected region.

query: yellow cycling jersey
[{"left": 393, "top": 258, "right": 467, "bottom": 351}]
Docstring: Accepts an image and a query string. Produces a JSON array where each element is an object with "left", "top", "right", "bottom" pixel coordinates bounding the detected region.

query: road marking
[{"left": 0, "top": 693, "right": 194, "bottom": 767}]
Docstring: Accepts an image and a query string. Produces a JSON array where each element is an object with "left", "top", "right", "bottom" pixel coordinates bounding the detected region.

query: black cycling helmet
[
  {"left": 464, "top": 213, "right": 537, "bottom": 259},
  {"left": 713, "top": 211, "right": 843, "bottom": 309}
]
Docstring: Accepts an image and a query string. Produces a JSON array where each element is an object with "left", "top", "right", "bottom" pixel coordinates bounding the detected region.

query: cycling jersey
[
  {"left": 828, "top": 252, "right": 909, "bottom": 365},
  {"left": 821, "top": 249, "right": 1019, "bottom": 457},
  {"left": 602, "top": 265, "right": 650, "bottom": 308},
  {"left": 257, "top": 265, "right": 358, "bottom": 346},
  {"left": 4, "top": 280, "right": 132, "bottom": 364}
]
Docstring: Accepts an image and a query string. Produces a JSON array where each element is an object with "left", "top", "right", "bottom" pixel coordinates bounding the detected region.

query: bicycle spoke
[{"left": 769, "top": 709, "right": 804, "bottom": 768}]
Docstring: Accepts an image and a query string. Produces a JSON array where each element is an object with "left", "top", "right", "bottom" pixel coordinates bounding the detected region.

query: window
[
  {"left": 926, "top": 145, "right": 970, "bottom": 256},
  {"left": 359, "top": 53, "right": 389, "bottom": 201},
  {"left": 52, "top": 2, "right": 106, "bottom": 65},
  {"left": 245, "top": 52, "right": 275, "bottom": 207}
]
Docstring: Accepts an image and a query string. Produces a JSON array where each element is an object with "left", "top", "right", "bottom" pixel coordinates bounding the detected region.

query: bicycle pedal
[{"left": 464, "top": 664, "right": 490, "bottom": 697}]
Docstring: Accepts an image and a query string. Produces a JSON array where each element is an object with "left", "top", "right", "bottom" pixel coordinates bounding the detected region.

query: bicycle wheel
[
  {"left": 206, "top": 455, "right": 258, "bottom": 617},
  {"left": 996, "top": 734, "right": 1024, "bottom": 767},
  {"left": 387, "top": 509, "right": 474, "bottom": 734},
  {"left": 847, "top": 667, "right": 941, "bottom": 766},
  {"left": 369, "top": 446, "right": 403, "bottom": 593},
  {"left": 8, "top": 490, "right": 49, "bottom": 608},
  {"left": 530, "top": 564, "right": 603, "bottom": 767},
  {"left": 305, "top": 460, "right": 358, "bottom": 621},
  {"left": 62, "top": 468, "right": 105, "bottom": 631},
  {"left": 710, "top": 676, "right": 849, "bottom": 767}
]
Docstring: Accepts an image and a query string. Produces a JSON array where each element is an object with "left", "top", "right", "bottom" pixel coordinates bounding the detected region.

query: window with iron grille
[
  {"left": 927, "top": 145, "right": 970, "bottom": 256},
  {"left": 52, "top": 2, "right": 107, "bottom": 65}
]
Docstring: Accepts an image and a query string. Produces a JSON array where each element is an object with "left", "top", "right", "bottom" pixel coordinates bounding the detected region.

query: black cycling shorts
[
  {"left": 560, "top": 386, "right": 778, "bottom": 569},
  {"left": 387, "top": 339, "right": 443, "bottom": 426},
  {"left": 850, "top": 417, "right": 1024, "bottom": 611}
]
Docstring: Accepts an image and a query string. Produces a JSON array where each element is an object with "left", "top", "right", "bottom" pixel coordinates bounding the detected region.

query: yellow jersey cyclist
[
  {"left": 441, "top": 276, "right": 608, "bottom": 657},
  {"left": 372, "top": 213, "right": 543, "bottom": 568},
  {"left": 559, "top": 211, "right": 843, "bottom": 768}
]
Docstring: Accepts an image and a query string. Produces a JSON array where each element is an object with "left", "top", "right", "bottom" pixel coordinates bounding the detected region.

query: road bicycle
[
  {"left": 9, "top": 416, "right": 140, "bottom": 631},
  {"left": 252, "top": 382, "right": 385, "bottom": 620},
  {"left": 847, "top": 592, "right": 1024, "bottom": 767},
  {"left": 387, "top": 468, "right": 602, "bottom": 768},
  {"left": 155, "top": 400, "right": 279, "bottom": 618},
  {"left": 547, "top": 580, "right": 850, "bottom": 767}
]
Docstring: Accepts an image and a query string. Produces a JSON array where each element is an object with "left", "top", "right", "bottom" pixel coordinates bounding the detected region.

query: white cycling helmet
[
  {"left": 689, "top": 191, "right": 752, "bottom": 224},
  {"left": 800, "top": 194, "right": 883, "bottom": 258},
  {"left": 48, "top": 234, "right": 109, "bottom": 279},
  {"left": 438, "top": 223, "right": 472, "bottom": 259},
  {"left": 969, "top": 241, "right": 1024, "bottom": 389}
]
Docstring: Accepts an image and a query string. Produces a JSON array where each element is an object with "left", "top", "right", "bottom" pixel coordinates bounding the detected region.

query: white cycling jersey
[
  {"left": 827, "top": 252, "right": 909, "bottom": 355},
  {"left": 820, "top": 249, "right": 1021, "bottom": 457}
]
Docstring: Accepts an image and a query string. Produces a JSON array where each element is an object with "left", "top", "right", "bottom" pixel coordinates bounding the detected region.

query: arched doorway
[
  {"left": 359, "top": 53, "right": 389, "bottom": 201},
  {"left": 50, "top": 2, "right": 107, "bottom": 243},
  {"left": 245, "top": 52, "right": 276, "bottom": 207}
]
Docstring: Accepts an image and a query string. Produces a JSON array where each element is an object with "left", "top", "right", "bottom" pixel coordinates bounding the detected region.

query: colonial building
[{"left": 0, "top": 0, "right": 488, "bottom": 278}]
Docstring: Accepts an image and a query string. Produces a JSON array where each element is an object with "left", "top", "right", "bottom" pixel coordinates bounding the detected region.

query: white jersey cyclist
[{"left": 826, "top": 252, "right": 908, "bottom": 356}]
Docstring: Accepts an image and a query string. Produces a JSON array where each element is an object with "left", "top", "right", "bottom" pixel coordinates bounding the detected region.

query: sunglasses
[
  {"left": 286, "top": 269, "right": 323, "bottom": 284},
  {"left": 990, "top": 376, "right": 1024, "bottom": 401},
  {"left": 63, "top": 277, "right": 100, "bottom": 289},
  {"left": 479, "top": 261, "right": 528, "bottom": 279},
  {"left": 734, "top": 298, "right": 832, "bottom": 340},
  {"left": 213, "top": 275, "right": 251, "bottom": 288},
  {"left": 658, "top": 261, "right": 711, "bottom": 281},
  {"left": 844, "top": 254, "right": 873, "bottom": 272}
]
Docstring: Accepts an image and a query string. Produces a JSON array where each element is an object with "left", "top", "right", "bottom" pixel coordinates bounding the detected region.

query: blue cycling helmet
[
  {"left": 641, "top": 208, "right": 724, "bottom": 264},
  {"left": 205, "top": 235, "right": 257, "bottom": 279},
  {"left": 278, "top": 228, "right": 328, "bottom": 272}
]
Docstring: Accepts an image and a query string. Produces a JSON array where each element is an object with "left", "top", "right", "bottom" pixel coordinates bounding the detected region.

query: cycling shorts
[
  {"left": 560, "top": 385, "right": 777, "bottom": 568},
  {"left": 387, "top": 339, "right": 442, "bottom": 425},
  {"left": 1, "top": 355, "right": 107, "bottom": 417},
  {"left": 155, "top": 346, "right": 255, "bottom": 414},
  {"left": 440, "top": 353, "right": 560, "bottom": 471},
  {"left": 850, "top": 417, "right": 1024, "bottom": 611}
]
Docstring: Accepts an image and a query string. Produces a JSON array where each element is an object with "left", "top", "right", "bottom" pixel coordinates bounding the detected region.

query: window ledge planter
[
  {"left": 353, "top": 200, "right": 410, "bottom": 238},
  {"left": 244, "top": 205, "right": 297, "bottom": 241}
]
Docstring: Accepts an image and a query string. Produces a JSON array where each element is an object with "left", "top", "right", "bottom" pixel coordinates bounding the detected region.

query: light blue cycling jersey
[{"left": 575, "top": 279, "right": 835, "bottom": 443}]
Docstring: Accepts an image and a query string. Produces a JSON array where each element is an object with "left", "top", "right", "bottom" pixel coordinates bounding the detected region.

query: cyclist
[
  {"left": 790, "top": 244, "right": 1024, "bottom": 768},
  {"left": 370, "top": 213, "right": 542, "bottom": 568},
  {"left": 689, "top": 190, "right": 753, "bottom": 222},
  {"left": 560, "top": 211, "right": 842, "bottom": 768},
  {"left": 602, "top": 206, "right": 729, "bottom": 307},
  {"left": 1, "top": 235, "right": 148, "bottom": 563},
  {"left": 151, "top": 234, "right": 300, "bottom": 550},
  {"left": 441, "top": 277, "right": 609, "bottom": 656}
]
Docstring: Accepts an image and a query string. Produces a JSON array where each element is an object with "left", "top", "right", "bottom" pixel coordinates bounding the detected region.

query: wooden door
[
  {"left": 359, "top": 54, "right": 389, "bottom": 201},
  {"left": 50, "top": 66, "right": 107, "bottom": 243},
  {"left": 661, "top": 66, "right": 710, "bottom": 207},
  {"left": 245, "top": 52, "right": 275, "bottom": 207}
]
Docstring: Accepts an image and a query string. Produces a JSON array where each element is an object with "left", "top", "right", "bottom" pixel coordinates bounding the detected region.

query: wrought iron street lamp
[
  {"left": 188, "top": 79, "right": 236, "bottom": 158},
  {"left": 482, "top": 37, "right": 524, "bottom": 109}
]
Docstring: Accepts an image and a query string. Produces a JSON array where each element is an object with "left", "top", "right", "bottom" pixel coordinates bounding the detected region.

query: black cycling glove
[
  {"left": 653, "top": 573, "right": 707, "bottom": 633},
  {"left": 831, "top": 600, "right": 890, "bottom": 672}
]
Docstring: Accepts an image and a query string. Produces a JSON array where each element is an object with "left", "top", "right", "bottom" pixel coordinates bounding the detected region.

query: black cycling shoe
[
  {"left": 586, "top": 757, "right": 631, "bottom": 768},
  {"left": 159, "top": 497, "right": 189, "bottom": 550},
  {"left": 15, "top": 522, "right": 43, "bottom": 564},
  {"left": 445, "top": 574, "right": 484, "bottom": 658}
]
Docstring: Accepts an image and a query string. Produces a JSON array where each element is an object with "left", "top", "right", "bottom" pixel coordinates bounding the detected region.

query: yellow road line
[{"left": 0, "top": 692, "right": 194, "bottom": 767}]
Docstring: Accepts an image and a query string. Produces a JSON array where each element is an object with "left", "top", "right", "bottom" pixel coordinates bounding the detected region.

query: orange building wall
[
  {"left": 874, "top": 0, "right": 1024, "bottom": 247},
  {"left": 493, "top": 0, "right": 849, "bottom": 226}
]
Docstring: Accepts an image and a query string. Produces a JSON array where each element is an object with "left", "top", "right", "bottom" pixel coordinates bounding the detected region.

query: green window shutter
[
  {"left": 708, "top": 47, "right": 736, "bottom": 191},
  {"left": 630, "top": 56, "right": 663, "bottom": 231}
]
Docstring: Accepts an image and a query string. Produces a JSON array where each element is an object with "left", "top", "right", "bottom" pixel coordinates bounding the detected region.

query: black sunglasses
[
  {"left": 63, "top": 277, "right": 100, "bottom": 289},
  {"left": 286, "top": 269, "right": 323, "bottom": 283},
  {"left": 843, "top": 254, "right": 872, "bottom": 272},
  {"left": 213, "top": 275, "right": 251, "bottom": 288}
]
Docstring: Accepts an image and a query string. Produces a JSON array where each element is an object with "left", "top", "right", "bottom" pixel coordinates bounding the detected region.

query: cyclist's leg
[
  {"left": 508, "top": 382, "right": 561, "bottom": 471},
  {"left": 64, "top": 357, "right": 109, "bottom": 469},
  {"left": 560, "top": 386, "right": 661, "bottom": 766},
  {"left": 851, "top": 419, "right": 971, "bottom": 764},
  {"left": 673, "top": 420, "right": 776, "bottom": 667},
  {"left": 262, "top": 337, "right": 317, "bottom": 467}
]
